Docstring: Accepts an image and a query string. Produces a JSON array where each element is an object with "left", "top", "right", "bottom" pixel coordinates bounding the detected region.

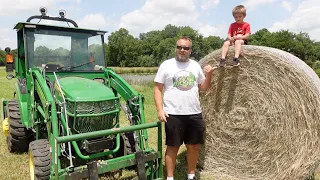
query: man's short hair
[
  {"left": 177, "top": 36, "right": 192, "bottom": 47},
  {"left": 232, "top": 5, "right": 246, "bottom": 17}
]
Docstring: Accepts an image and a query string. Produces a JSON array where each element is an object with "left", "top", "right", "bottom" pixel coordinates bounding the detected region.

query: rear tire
[
  {"left": 29, "top": 139, "right": 51, "bottom": 180},
  {"left": 113, "top": 132, "right": 137, "bottom": 171},
  {"left": 122, "top": 132, "right": 136, "bottom": 155},
  {"left": 6, "top": 100, "right": 33, "bottom": 153}
]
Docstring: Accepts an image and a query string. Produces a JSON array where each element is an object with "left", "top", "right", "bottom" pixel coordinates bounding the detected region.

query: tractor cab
[
  {"left": 22, "top": 23, "right": 106, "bottom": 72},
  {"left": 10, "top": 10, "right": 106, "bottom": 77}
]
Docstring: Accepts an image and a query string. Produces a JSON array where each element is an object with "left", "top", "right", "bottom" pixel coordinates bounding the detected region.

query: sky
[{"left": 0, "top": 0, "right": 319, "bottom": 49}]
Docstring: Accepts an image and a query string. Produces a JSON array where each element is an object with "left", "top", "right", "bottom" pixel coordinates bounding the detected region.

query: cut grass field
[
  {"left": 109, "top": 67, "right": 158, "bottom": 74},
  {"left": 0, "top": 69, "right": 211, "bottom": 180},
  {"left": 4, "top": 68, "right": 319, "bottom": 180}
]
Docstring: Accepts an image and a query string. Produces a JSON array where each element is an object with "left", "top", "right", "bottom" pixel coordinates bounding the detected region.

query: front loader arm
[
  {"left": 105, "top": 68, "right": 150, "bottom": 151},
  {"left": 31, "top": 70, "right": 62, "bottom": 175},
  {"left": 32, "top": 70, "right": 59, "bottom": 137}
]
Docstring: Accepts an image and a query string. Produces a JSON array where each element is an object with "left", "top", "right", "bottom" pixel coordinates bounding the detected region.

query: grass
[
  {"left": 109, "top": 67, "right": 158, "bottom": 74},
  {"left": 0, "top": 70, "right": 30, "bottom": 180},
  {"left": 0, "top": 69, "right": 212, "bottom": 180}
]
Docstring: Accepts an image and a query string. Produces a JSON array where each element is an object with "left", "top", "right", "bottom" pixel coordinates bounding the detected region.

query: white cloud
[
  {"left": 119, "top": 0, "right": 198, "bottom": 35},
  {"left": 0, "top": 28, "right": 16, "bottom": 49},
  {"left": 118, "top": 0, "right": 225, "bottom": 38},
  {"left": 0, "top": 0, "right": 83, "bottom": 49},
  {"left": 269, "top": 0, "right": 320, "bottom": 41},
  {"left": 201, "top": 0, "right": 220, "bottom": 10},
  {"left": 0, "top": 0, "right": 81, "bottom": 17},
  {"left": 77, "top": 13, "right": 109, "bottom": 30},
  {"left": 242, "top": 0, "right": 277, "bottom": 10},
  {"left": 281, "top": 0, "right": 293, "bottom": 12},
  {"left": 0, "top": 0, "right": 55, "bottom": 16},
  {"left": 198, "top": 24, "right": 227, "bottom": 38}
]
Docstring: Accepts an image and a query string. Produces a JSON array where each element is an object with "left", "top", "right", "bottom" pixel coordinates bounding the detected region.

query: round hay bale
[{"left": 198, "top": 45, "right": 320, "bottom": 180}]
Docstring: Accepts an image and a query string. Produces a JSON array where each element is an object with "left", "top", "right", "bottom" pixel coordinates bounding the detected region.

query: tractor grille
[
  {"left": 67, "top": 99, "right": 119, "bottom": 115},
  {"left": 67, "top": 98, "right": 120, "bottom": 133},
  {"left": 70, "top": 114, "right": 117, "bottom": 133}
]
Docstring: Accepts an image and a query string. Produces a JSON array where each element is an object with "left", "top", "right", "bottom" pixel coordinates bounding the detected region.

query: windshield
[{"left": 26, "top": 28, "right": 105, "bottom": 71}]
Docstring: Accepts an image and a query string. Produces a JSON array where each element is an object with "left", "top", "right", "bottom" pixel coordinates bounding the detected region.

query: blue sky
[{"left": 0, "top": 0, "right": 319, "bottom": 49}]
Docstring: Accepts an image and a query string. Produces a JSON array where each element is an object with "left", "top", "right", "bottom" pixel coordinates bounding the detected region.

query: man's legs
[
  {"left": 184, "top": 114, "right": 205, "bottom": 179},
  {"left": 186, "top": 144, "right": 200, "bottom": 174},
  {"left": 165, "top": 115, "right": 185, "bottom": 179},
  {"left": 165, "top": 146, "right": 180, "bottom": 177}
]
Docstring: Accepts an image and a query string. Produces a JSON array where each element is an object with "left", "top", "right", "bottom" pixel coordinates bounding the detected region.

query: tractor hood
[{"left": 57, "top": 77, "right": 114, "bottom": 101}]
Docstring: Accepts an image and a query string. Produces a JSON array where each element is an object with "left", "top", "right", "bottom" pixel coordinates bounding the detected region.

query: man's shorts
[{"left": 165, "top": 113, "right": 205, "bottom": 146}]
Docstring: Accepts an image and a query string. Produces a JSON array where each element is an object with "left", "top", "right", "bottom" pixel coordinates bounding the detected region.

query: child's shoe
[
  {"left": 232, "top": 58, "right": 240, "bottom": 66},
  {"left": 219, "top": 58, "right": 226, "bottom": 67}
]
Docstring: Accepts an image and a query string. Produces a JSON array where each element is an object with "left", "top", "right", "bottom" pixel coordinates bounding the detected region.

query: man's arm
[
  {"left": 198, "top": 65, "right": 216, "bottom": 91},
  {"left": 154, "top": 82, "right": 168, "bottom": 122},
  {"left": 199, "top": 74, "right": 212, "bottom": 91}
]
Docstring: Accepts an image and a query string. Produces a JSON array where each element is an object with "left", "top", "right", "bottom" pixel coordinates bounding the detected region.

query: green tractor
[{"left": 2, "top": 7, "right": 163, "bottom": 180}]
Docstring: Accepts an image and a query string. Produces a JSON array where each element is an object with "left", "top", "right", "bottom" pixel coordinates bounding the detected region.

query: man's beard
[{"left": 176, "top": 54, "right": 189, "bottom": 62}]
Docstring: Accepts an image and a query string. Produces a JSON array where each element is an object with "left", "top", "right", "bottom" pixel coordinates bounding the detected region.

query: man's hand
[
  {"left": 199, "top": 65, "right": 216, "bottom": 91},
  {"left": 158, "top": 110, "right": 169, "bottom": 122},
  {"left": 203, "top": 65, "right": 216, "bottom": 75}
]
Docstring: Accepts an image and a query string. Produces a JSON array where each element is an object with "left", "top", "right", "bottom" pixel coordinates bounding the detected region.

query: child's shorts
[{"left": 225, "top": 38, "right": 248, "bottom": 45}]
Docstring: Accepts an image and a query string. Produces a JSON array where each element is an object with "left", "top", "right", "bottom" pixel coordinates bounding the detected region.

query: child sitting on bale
[{"left": 219, "top": 5, "right": 251, "bottom": 67}]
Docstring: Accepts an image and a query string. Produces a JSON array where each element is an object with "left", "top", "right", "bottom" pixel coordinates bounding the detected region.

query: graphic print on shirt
[
  {"left": 233, "top": 27, "right": 243, "bottom": 36},
  {"left": 173, "top": 70, "right": 196, "bottom": 91}
]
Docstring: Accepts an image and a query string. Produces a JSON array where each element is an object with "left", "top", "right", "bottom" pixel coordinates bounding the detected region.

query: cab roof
[{"left": 14, "top": 22, "right": 107, "bottom": 34}]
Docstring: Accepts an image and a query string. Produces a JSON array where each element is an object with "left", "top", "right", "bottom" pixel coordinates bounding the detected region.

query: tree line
[{"left": 1, "top": 24, "right": 320, "bottom": 75}]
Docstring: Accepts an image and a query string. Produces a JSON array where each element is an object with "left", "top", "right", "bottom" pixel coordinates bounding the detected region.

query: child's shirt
[
  {"left": 228, "top": 22, "right": 251, "bottom": 39},
  {"left": 154, "top": 58, "right": 205, "bottom": 115}
]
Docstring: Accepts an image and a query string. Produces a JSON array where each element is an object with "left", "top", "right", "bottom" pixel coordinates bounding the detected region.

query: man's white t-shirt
[{"left": 154, "top": 58, "right": 206, "bottom": 115}]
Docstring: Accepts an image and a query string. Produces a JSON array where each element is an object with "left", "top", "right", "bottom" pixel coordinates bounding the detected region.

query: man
[{"left": 154, "top": 36, "right": 215, "bottom": 180}]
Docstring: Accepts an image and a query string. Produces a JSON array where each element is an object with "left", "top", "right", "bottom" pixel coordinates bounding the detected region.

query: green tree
[
  {"left": 139, "top": 30, "right": 163, "bottom": 56},
  {"left": 0, "top": 49, "right": 6, "bottom": 66},
  {"left": 162, "top": 24, "right": 180, "bottom": 39},
  {"left": 153, "top": 38, "right": 176, "bottom": 65},
  {"left": 107, "top": 28, "right": 138, "bottom": 66},
  {"left": 122, "top": 37, "right": 142, "bottom": 67},
  {"left": 249, "top": 28, "right": 273, "bottom": 46},
  {"left": 103, "top": 25, "right": 320, "bottom": 72},
  {"left": 137, "top": 55, "right": 155, "bottom": 67},
  {"left": 203, "top": 36, "right": 224, "bottom": 52}
]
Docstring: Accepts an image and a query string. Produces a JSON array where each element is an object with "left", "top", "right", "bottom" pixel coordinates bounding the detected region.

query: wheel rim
[{"left": 29, "top": 151, "right": 35, "bottom": 180}]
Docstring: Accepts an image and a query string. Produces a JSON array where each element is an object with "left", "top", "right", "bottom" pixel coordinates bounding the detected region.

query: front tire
[
  {"left": 6, "top": 100, "right": 32, "bottom": 152},
  {"left": 29, "top": 139, "right": 51, "bottom": 180}
]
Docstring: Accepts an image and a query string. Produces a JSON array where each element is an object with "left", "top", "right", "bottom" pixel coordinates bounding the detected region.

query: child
[{"left": 219, "top": 5, "right": 251, "bottom": 67}]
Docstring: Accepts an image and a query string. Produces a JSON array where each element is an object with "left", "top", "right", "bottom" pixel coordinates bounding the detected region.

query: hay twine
[{"left": 198, "top": 45, "right": 320, "bottom": 180}]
